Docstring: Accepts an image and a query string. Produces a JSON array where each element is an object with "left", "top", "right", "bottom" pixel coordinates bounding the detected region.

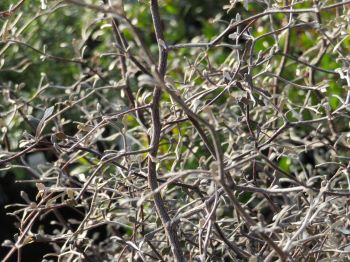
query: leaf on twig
[
  {"left": 35, "top": 106, "right": 54, "bottom": 139},
  {"left": 40, "top": 0, "right": 47, "bottom": 10}
]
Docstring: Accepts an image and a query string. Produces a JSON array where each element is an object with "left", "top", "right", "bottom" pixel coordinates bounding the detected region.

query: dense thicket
[{"left": 1, "top": 0, "right": 350, "bottom": 261}]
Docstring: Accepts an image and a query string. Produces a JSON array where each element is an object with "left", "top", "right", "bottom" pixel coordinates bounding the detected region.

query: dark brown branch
[{"left": 148, "top": 1, "right": 185, "bottom": 261}]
